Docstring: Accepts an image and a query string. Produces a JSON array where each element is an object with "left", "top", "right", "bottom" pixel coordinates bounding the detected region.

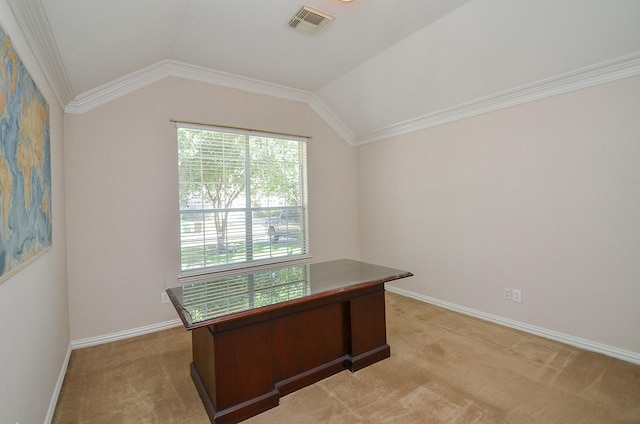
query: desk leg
[{"left": 348, "top": 289, "right": 391, "bottom": 371}]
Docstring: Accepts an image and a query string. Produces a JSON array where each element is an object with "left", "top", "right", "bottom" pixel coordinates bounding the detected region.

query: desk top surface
[{"left": 167, "top": 259, "right": 412, "bottom": 329}]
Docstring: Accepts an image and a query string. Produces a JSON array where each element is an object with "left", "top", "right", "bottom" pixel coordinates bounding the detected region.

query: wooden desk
[{"left": 167, "top": 259, "right": 412, "bottom": 424}]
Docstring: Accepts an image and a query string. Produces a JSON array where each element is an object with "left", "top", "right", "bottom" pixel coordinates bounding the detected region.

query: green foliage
[
  {"left": 178, "top": 127, "right": 305, "bottom": 269},
  {"left": 183, "top": 265, "right": 308, "bottom": 322},
  {"left": 180, "top": 233, "right": 303, "bottom": 271},
  {"left": 249, "top": 136, "right": 302, "bottom": 207},
  {"left": 178, "top": 128, "right": 246, "bottom": 209}
]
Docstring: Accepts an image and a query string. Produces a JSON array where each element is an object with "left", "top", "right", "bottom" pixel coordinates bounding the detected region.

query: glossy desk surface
[{"left": 167, "top": 259, "right": 413, "bottom": 330}]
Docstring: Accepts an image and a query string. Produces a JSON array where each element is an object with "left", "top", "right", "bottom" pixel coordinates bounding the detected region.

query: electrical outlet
[
  {"left": 512, "top": 289, "right": 522, "bottom": 303},
  {"left": 161, "top": 292, "right": 170, "bottom": 304},
  {"left": 503, "top": 288, "right": 511, "bottom": 300}
]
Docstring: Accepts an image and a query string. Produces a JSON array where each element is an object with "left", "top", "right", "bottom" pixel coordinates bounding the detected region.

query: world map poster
[{"left": 0, "top": 24, "right": 52, "bottom": 283}]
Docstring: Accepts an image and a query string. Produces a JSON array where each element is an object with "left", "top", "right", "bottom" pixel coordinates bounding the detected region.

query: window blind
[{"left": 177, "top": 123, "right": 309, "bottom": 276}]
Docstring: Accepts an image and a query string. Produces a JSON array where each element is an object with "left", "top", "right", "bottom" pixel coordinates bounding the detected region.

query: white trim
[
  {"left": 51, "top": 321, "right": 183, "bottom": 422},
  {"left": 64, "top": 59, "right": 313, "bottom": 114},
  {"left": 356, "top": 51, "right": 640, "bottom": 145},
  {"left": 385, "top": 285, "right": 640, "bottom": 366},
  {"left": 64, "top": 59, "right": 355, "bottom": 144},
  {"left": 167, "top": 61, "right": 312, "bottom": 103},
  {"left": 9, "top": 0, "right": 640, "bottom": 145},
  {"left": 46, "top": 284, "right": 640, "bottom": 422},
  {"left": 45, "top": 343, "right": 72, "bottom": 424},
  {"left": 63, "top": 52, "right": 640, "bottom": 146},
  {"left": 7, "top": 0, "right": 74, "bottom": 108},
  {"left": 307, "top": 95, "right": 356, "bottom": 145},
  {"left": 71, "top": 319, "right": 183, "bottom": 350},
  {"left": 64, "top": 60, "right": 171, "bottom": 114}
]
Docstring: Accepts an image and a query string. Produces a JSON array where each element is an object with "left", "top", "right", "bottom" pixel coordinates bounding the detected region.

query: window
[{"left": 177, "top": 124, "right": 309, "bottom": 275}]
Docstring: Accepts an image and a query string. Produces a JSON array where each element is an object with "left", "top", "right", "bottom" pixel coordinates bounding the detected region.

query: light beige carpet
[{"left": 53, "top": 293, "right": 640, "bottom": 423}]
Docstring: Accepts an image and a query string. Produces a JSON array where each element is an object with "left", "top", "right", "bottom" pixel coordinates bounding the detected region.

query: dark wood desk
[{"left": 167, "top": 259, "right": 412, "bottom": 424}]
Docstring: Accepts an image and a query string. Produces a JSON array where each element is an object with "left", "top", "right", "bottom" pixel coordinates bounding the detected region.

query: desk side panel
[
  {"left": 348, "top": 289, "right": 390, "bottom": 371},
  {"left": 272, "top": 302, "right": 349, "bottom": 387},
  {"left": 192, "top": 327, "right": 217, "bottom": 407},
  {"left": 214, "top": 322, "right": 274, "bottom": 410}
]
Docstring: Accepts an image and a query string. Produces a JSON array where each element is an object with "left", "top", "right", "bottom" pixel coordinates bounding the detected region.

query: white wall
[
  {"left": 317, "top": 0, "right": 640, "bottom": 139},
  {"left": 64, "top": 76, "right": 360, "bottom": 341},
  {"left": 0, "top": 3, "right": 69, "bottom": 424},
  {"left": 358, "top": 75, "right": 640, "bottom": 356}
]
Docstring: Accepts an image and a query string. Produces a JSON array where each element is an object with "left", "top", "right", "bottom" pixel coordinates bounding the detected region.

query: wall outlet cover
[
  {"left": 503, "top": 288, "right": 511, "bottom": 300},
  {"left": 512, "top": 289, "right": 522, "bottom": 303}
]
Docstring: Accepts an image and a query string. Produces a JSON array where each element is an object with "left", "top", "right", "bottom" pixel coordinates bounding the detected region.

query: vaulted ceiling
[{"left": 8, "top": 0, "right": 640, "bottom": 145}]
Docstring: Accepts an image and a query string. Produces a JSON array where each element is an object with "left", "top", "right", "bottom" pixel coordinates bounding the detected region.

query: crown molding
[
  {"left": 65, "top": 52, "right": 640, "bottom": 147},
  {"left": 307, "top": 95, "right": 356, "bottom": 144},
  {"left": 7, "top": 0, "right": 74, "bottom": 108},
  {"left": 8, "top": 0, "right": 639, "bottom": 144},
  {"left": 167, "top": 61, "right": 313, "bottom": 104},
  {"left": 65, "top": 59, "right": 356, "bottom": 143},
  {"left": 65, "top": 60, "right": 314, "bottom": 113},
  {"left": 355, "top": 51, "right": 640, "bottom": 145},
  {"left": 64, "top": 60, "right": 172, "bottom": 114}
]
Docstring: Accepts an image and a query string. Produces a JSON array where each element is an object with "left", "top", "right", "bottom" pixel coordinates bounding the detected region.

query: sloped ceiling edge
[
  {"left": 64, "top": 60, "right": 358, "bottom": 145},
  {"left": 64, "top": 53, "right": 640, "bottom": 146},
  {"left": 8, "top": 0, "right": 74, "bottom": 107},
  {"left": 10, "top": 0, "right": 640, "bottom": 146},
  {"left": 355, "top": 51, "right": 640, "bottom": 145}
]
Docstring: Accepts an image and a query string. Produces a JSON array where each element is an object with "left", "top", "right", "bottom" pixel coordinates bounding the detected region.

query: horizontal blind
[{"left": 177, "top": 124, "right": 309, "bottom": 276}]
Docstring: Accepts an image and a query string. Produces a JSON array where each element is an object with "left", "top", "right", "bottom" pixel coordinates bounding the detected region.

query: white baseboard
[
  {"left": 46, "top": 320, "right": 183, "bottom": 423},
  {"left": 47, "top": 319, "right": 183, "bottom": 423},
  {"left": 48, "top": 291, "right": 638, "bottom": 424},
  {"left": 45, "top": 343, "right": 72, "bottom": 424},
  {"left": 71, "top": 319, "right": 183, "bottom": 350},
  {"left": 385, "top": 285, "right": 640, "bottom": 366}
]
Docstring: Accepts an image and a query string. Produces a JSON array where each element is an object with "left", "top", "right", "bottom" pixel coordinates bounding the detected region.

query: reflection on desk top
[{"left": 166, "top": 259, "right": 413, "bottom": 329}]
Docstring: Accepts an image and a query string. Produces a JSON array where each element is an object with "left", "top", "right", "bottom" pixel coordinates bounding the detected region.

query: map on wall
[{"left": 0, "top": 24, "right": 52, "bottom": 283}]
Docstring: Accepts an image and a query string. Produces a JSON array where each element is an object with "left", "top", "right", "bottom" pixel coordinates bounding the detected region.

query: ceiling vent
[{"left": 288, "top": 5, "right": 334, "bottom": 36}]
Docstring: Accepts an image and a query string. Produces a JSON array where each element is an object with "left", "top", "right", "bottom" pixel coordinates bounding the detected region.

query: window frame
[{"left": 176, "top": 123, "right": 310, "bottom": 281}]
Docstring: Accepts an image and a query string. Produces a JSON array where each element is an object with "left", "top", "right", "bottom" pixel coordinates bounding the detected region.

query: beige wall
[
  {"left": 1, "top": 5, "right": 637, "bottom": 423},
  {"left": 64, "top": 77, "right": 360, "bottom": 340},
  {"left": 358, "top": 75, "right": 640, "bottom": 354},
  {"left": 0, "top": 2, "right": 70, "bottom": 423},
  {"left": 64, "top": 72, "right": 640, "bottom": 357}
]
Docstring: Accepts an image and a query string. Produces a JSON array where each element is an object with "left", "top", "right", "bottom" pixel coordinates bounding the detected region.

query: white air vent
[{"left": 288, "top": 5, "right": 334, "bottom": 36}]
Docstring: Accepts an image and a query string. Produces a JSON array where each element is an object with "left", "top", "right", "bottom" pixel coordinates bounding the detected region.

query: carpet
[{"left": 52, "top": 292, "right": 640, "bottom": 423}]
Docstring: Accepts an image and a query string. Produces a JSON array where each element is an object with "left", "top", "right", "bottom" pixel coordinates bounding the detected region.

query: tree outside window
[{"left": 177, "top": 126, "right": 308, "bottom": 274}]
